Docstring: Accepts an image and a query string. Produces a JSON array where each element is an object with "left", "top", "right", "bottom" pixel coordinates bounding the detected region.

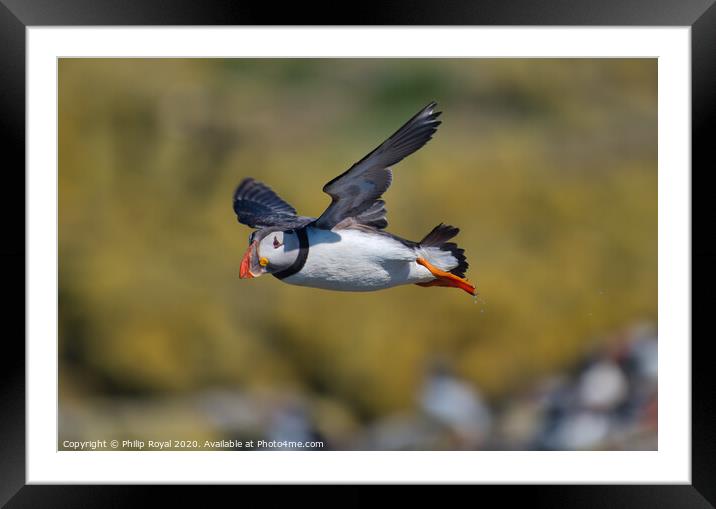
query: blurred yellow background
[{"left": 59, "top": 59, "right": 657, "bottom": 450}]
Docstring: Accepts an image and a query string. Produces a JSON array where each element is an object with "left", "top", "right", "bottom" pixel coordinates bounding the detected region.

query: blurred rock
[
  {"left": 418, "top": 366, "right": 492, "bottom": 448},
  {"left": 577, "top": 360, "right": 628, "bottom": 411}
]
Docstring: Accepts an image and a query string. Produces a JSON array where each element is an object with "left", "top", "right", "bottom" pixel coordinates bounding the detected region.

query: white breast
[{"left": 283, "top": 227, "right": 433, "bottom": 291}]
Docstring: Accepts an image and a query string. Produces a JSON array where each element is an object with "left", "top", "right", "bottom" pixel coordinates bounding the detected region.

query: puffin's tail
[{"left": 417, "top": 223, "right": 469, "bottom": 278}]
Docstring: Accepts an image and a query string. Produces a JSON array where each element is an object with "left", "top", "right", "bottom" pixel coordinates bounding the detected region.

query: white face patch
[{"left": 258, "top": 230, "right": 298, "bottom": 272}]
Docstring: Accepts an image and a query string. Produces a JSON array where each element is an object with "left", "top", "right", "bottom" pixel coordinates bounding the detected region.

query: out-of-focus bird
[{"left": 233, "top": 101, "right": 475, "bottom": 296}]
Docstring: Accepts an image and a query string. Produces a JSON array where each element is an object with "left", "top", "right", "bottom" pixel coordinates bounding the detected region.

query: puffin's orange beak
[{"left": 239, "top": 240, "right": 264, "bottom": 279}]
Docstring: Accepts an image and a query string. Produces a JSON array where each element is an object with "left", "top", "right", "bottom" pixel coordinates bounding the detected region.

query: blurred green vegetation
[{"left": 59, "top": 59, "right": 656, "bottom": 426}]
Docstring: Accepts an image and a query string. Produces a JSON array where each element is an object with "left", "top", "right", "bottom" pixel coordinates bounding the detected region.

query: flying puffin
[{"left": 233, "top": 101, "right": 476, "bottom": 296}]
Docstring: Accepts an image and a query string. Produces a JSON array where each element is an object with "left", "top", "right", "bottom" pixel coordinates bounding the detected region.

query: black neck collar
[{"left": 272, "top": 227, "right": 310, "bottom": 280}]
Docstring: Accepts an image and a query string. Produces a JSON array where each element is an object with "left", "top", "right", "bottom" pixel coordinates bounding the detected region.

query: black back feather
[
  {"left": 233, "top": 177, "right": 313, "bottom": 229},
  {"left": 315, "top": 101, "right": 442, "bottom": 230}
]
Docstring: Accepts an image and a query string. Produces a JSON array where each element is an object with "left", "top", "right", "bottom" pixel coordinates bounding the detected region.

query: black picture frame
[{"left": 1, "top": 0, "right": 712, "bottom": 504}]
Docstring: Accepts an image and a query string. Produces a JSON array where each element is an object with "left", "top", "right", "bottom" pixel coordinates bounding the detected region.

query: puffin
[{"left": 233, "top": 101, "right": 476, "bottom": 296}]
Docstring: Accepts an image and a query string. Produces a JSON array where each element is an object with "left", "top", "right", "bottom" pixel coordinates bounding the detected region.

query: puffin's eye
[{"left": 273, "top": 236, "right": 283, "bottom": 249}]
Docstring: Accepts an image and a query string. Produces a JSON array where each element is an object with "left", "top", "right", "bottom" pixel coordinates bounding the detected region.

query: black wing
[
  {"left": 314, "top": 101, "right": 442, "bottom": 230},
  {"left": 233, "top": 178, "right": 313, "bottom": 229}
]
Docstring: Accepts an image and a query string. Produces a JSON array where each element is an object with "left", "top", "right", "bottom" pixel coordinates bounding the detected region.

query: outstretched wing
[
  {"left": 314, "top": 101, "right": 442, "bottom": 230},
  {"left": 233, "top": 178, "right": 313, "bottom": 229}
]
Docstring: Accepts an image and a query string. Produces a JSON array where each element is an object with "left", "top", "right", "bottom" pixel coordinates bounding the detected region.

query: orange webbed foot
[{"left": 415, "top": 258, "right": 476, "bottom": 296}]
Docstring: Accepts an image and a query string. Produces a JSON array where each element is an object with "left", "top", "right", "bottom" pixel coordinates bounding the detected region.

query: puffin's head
[{"left": 239, "top": 228, "right": 300, "bottom": 279}]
